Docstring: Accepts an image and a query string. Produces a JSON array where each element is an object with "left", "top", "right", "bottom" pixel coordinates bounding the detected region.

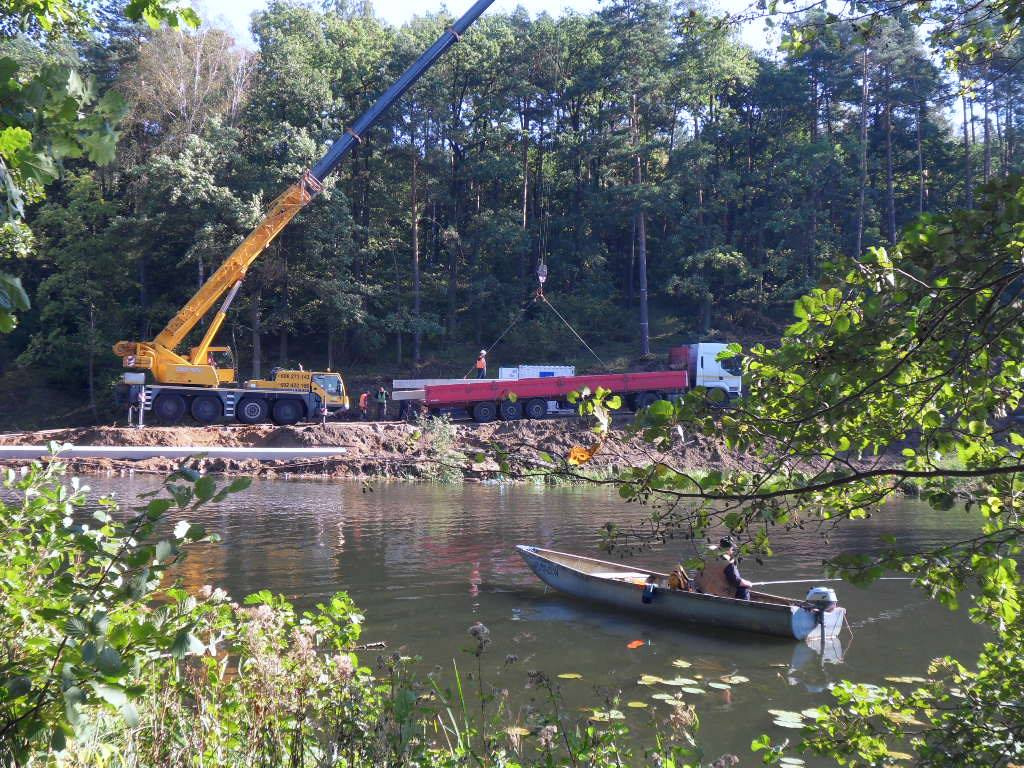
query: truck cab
[
  {"left": 690, "top": 342, "right": 742, "bottom": 399},
  {"left": 246, "top": 369, "right": 350, "bottom": 414}
]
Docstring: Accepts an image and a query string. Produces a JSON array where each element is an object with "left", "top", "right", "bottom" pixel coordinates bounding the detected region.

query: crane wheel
[
  {"left": 499, "top": 400, "right": 523, "bottom": 421},
  {"left": 237, "top": 397, "right": 269, "bottom": 424},
  {"left": 272, "top": 398, "right": 304, "bottom": 426},
  {"left": 472, "top": 401, "right": 497, "bottom": 423},
  {"left": 524, "top": 398, "right": 547, "bottom": 420},
  {"left": 153, "top": 393, "right": 186, "bottom": 423},
  {"left": 191, "top": 395, "right": 223, "bottom": 424}
]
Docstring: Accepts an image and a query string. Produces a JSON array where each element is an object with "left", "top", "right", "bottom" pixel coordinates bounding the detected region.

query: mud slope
[{"left": 0, "top": 419, "right": 754, "bottom": 480}]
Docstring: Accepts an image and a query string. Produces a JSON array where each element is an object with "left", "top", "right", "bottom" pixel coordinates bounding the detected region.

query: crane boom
[{"left": 114, "top": 0, "right": 496, "bottom": 386}]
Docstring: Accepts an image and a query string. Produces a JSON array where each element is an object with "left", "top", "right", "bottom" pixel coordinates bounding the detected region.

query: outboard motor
[{"left": 805, "top": 586, "right": 838, "bottom": 612}]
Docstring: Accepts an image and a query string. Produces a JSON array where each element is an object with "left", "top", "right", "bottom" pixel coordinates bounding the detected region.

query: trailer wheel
[
  {"left": 499, "top": 400, "right": 523, "bottom": 421},
  {"left": 472, "top": 401, "right": 497, "bottom": 423},
  {"left": 633, "top": 392, "right": 658, "bottom": 412},
  {"left": 524, "top": 398, "right": 547, "bottom": 420},
  {"left": 191, "top": 395, "right": 223, "bottom": 424},
  {"left": 272, "top": 398, "right": 304, "bottom": 426},
  {"left": 153, "top": 393, "right": 186, "bottom": 423},
  {"left": 237, "top": 397, "right": 269, "bottom": 424}
]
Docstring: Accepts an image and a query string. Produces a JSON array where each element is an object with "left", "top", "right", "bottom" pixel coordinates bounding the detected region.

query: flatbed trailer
[{"left": 422, "top": 370, "right": 688, "bottom": 422}]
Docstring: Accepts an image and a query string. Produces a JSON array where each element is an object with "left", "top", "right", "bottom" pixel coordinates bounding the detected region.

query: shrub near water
[{"left": 1, "top": 459, "right": 722, "bottom": 767}]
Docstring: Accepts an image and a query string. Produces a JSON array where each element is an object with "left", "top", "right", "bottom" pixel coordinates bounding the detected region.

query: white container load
[
  {"left": 688, "top": 343, "right": 743, "bottom": 399},
  {"left": 498, "top": 365, "right": 576, "bottom": 381}
]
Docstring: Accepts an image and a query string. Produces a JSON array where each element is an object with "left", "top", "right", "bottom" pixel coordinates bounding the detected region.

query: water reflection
[
  {"left": 68, "top": 475, "right": 985, "bottom": 764},
  {"left": 789, "top": 638, "right": 846, "bottom": 693}
]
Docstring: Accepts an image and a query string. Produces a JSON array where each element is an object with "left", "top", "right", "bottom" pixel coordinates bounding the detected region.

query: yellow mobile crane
[{"left": 113, "top": 0, "right": 496, "bottom": 425}]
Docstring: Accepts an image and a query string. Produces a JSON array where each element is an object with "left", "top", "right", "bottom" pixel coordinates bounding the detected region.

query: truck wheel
[
  {"left": 524, "top": 398, "right": 547, "bottom": 420},
  {"left": 272, "top": 398, "right": 304, "bottom": 425},
  {"left": 153, "top": 393, "right": 186, "bottom": 423},
  {"left": 472, "top": 401, "right": 497, "bottom": 423},
  {"left": 633, "top": 392, "right": 658, "bottom": 411},
  {"left": 191, "top": 395, "right": 223, "bottom": 424},
  {"left": 236, "top": 397, "right": 269, "bottom": 424},
  {"left": 499, "top": 400, "right": 523, "bottom": 421}
]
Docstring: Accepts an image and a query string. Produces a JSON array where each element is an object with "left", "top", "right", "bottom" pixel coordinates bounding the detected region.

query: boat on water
[{"left": 516, "top": 545, "right": 846, "bottom": 641}]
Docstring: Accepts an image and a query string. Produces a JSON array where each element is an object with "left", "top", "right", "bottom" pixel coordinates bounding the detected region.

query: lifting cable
[
  {"left": 464, "top": 260, "right": 608, "bottom": 375},
  {"left": 537, "top": 294, "right": 608, "bottom": 370}
]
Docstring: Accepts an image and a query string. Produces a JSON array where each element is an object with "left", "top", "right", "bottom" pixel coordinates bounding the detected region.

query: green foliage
[
  {"left": 414, "top": 413, "right": 467, "bottom": 482},
  {"left": 601, "top": 175, "right": 1024, "bottom": 762},
  {"left": 5, "top": 0, "right": 1014, "bottom": 390},
  {"left": 0, "top": 453, "right": 245, "bottom": 764},
  {"left": 0, "top": 0, "right": 199, "bottom": 334}
]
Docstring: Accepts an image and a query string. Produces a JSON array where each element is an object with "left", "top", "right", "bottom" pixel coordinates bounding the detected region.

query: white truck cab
[{"left": 688, "top": 342, "right": 742, "bottom": 400}]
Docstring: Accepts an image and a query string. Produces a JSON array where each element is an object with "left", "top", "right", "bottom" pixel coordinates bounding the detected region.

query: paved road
[{"left": 0, "top": 446, "right": 348, "bottom": 461}]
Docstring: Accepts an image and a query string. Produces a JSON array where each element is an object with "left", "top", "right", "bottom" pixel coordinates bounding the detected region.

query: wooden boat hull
[{"left": 516, "top": 545, "right": 845, "bottom": 641}]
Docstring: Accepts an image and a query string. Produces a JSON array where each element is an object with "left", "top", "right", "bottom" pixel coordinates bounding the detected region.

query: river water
[{"left": 86, "top": 476, "right": 983, "bottom": 763}]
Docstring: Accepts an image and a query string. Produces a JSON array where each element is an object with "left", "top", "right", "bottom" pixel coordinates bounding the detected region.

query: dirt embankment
[{"left": 0, "top": 419, "right": 746, "bottom": 481}]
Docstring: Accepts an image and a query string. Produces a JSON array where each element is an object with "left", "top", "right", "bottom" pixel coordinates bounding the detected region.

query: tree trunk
[
  {"left": 885, "top": 81, "right": 896, "bottom": 244},
  {"left": 632, "top": 95, "right": 649, "bottom": 356},
  {"left": 699, "top": 294, "right": 712, "bottom": 335},
  {"left": 637, "top": 207, "right": 649, "bottom": 355},
  {"left": 250, "top": 286, "right": 261, "bottom": 379},
  {"left": 855, "top": 45, "right": 869, "bottom": 257},
  {"left": 917, "top": 101, "right": 925, "bottom": 214},
  {"left": 983, "top": 76, "right": 992, "bottom": 182},
  {"left": 963, "top": 92, "right": 974, "bottom": 209},
  {"left": 88, "top": 303, "right": 98, "bottom": 424},
  {"left": 279, "top": 328, "right": 287, "bottom": 366},
  {"left": 520, "top": 106, "right": 529, "bottom": 286},
  {"left": 411, "top": 146, "right": 421, "bottom": 365},
  {"left": 628, "top": 216, "right": 636, "bottom": 300}
]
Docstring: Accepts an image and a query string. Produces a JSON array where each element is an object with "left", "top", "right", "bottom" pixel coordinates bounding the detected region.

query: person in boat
[{"left": 695, "top": 537, "right": 752, "bottom": 600}]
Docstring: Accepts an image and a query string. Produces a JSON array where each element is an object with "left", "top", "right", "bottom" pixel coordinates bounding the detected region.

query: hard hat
[{"left": 479, "top": 349, "right": 487, "bottom": 355}]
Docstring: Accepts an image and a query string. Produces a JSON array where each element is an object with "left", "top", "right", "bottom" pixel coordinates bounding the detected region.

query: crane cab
[{"left": 189, "top": 345, "right": 237, "bottom": 385}]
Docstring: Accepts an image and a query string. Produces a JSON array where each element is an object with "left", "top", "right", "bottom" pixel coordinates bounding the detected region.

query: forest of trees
[{"left": 1, "top": 0, "right": 1022, "bottom": 403}]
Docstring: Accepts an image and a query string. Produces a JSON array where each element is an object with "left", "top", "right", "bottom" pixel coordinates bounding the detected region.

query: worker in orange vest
[
  {"left": 358, "top": 390, "right": 369, "bottom": 420},
  {"left": 475, "top": 349, "right": 487, "bottom": 379}
]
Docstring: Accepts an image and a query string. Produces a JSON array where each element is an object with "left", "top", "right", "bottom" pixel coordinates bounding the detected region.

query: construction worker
[
  {"left": 375, "top": 385, "right": 389, "bottom": 420},
  {"left": 475, "top": 349, "right": 487, "bottom": 379},
  {"left": 358, "top": 390, "right": 369, "bottom": 420}
]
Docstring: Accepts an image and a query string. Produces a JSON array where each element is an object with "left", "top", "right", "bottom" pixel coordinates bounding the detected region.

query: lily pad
[
  {"left": 651, "top": 692, "right": 682, "bottom": 702},
  {"left": 557, "top": 673, "right": 583, "bottom": 680},
  {"left": 638, "top": 674, "right": 666, "bottom": 685},
  {"left": 626, "top": 701, "right": 648, "bottom": 708},
  {"left": 773, "top": 718, "right": 807, "bottom": 729},
  {"left": 800, "top": 708, "right": 822, "bottom": 719},
  {"left": 506, "top": 726, "right": 531, "bottom": 737},
  {"left": 886, "top": 751, "right": 913, "bottom": 761},
  {"left": 720, "top": 674, "right": 750, "bottom": 684},
  {"left": 662, "top": 677, "right": 698, "bottom": 686},
  {"left": 589, "top": 709, "right": 625, "bottom": 722},
  {"left": 768, "top": 709, "right": 804, "bottom": 720},
  {"left": 680, "top": 686, "right": 705, "bottom": 695},
  {"left": 671, "top": 659, "right": 692, "bottom": 668},
  {"left": 707, "top": 682, "right": 732, "bottom": 690},
  {"left": 779, "top": 758, "right": 806, "bottom": 766},
  {"left": 885, "top": 676, "right": 929, "bottom": 684}
]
